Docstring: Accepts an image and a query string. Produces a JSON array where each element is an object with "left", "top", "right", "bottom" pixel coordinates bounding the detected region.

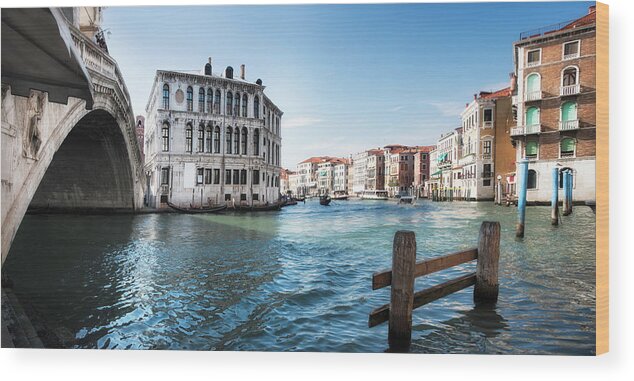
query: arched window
[
  {"left": 561, "top": 101, "right": 578, "bottom": 122},
  {"left": 234, "top": 92, "right": 241, "bottom": 116},
  {"left": 205, "top": 125, "right": 212, "bottom": 153},
  {"left": 162, "top": 84, "right": 170, "bottom": 109},
  {"left": 214, "top": 89, "right": 221, "bottom": 114},
  {"left": 234, "top": 127, "right": 240, "bottom": 154},
  {"left": 560, "top": 138, "right": 576, "bottom": 158},
  {"left": 207, "top": 88, "right": 213, "bottom": 113},
  {"left": 226, "top": 127, "right": 233, "bottom": 154},
  {"left": 525, "top": 106, "right": 540, "bottom": 126},
  {"left": 226, "top": 91, "right": 233, "bottom": 116},
  {"left": 525, "top": 141, "right": 538, "bottom": 158},
  {"left": 242, "top": 94, "right": 248, "bottom": 117},
  {"left": 198, "top": 88, "right": 205, "bottom": 112},
  {"left": 253, "top": 128, "right": 260, "bottom": 156},
  {"left": 527, "top": 169, "right": 537, "bottom": 189},
  {"left": 562, "top": 67, "right": 578, "bottom": 86},
  {"left": 525, "top": 73, "right": 540, "bottom": 100},
  {"left": 186, "top": 86, "right": 193, "bottom": 112},
  {"left": 197, "top": 124, "right": 204, "bottom": 152},
  {"left": 213, "top": 126, "right": 220, "bottom": 153},
  {"left": 185, "top": 124, "right": 193, "bottom": 152},
  {"left": 241, "top": 128, "right": 247, "bottom": 155},
  {"left": 254, "top": 96, "right": 260, "bottom": 118},
  {"left": 558, "top": 167, "right": 574, "bottom": 188},
  {"left": 162, "top": 122, "right": 170, "bottom": 151}
]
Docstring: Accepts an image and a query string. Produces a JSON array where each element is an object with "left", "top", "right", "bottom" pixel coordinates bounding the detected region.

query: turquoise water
[{"left": 3, "top": 200, "right": 596, "bottom": 354}]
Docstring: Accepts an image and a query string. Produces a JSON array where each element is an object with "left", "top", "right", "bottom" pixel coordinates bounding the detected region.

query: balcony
[
  {"left": 481, "top": 153, "right": 492, "bottom": 160},
  {"left": 510, "top": 124, "right": 541, "bottom": 136},
  {"left": 563, "top": 52, "right": 580, "bottom": 60},
  {"left": 483, "top": 121, "right": 494, "bottom": 128},
  {"left": 559, "top": 119, "right": 579, "bottom": 131},
  {"left": 560, "top": 84, "right": 580, "bottom": 96},
  {"left": 524, "top": 91, "right": 542, "bottom": 101},
  {"left": 481, "top": 172, "right": 493, "bottom": 179}
]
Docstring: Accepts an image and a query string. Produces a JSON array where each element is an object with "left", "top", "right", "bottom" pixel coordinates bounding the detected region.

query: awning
[
  {"left": 437, "top": 153, "right": 448, "bottom": 162},
  {"left": 431, "top": 170, "right": 442, "bottom": 176},
  {"left": 1, "top": 8, "right": 94, "bottom": 108}
]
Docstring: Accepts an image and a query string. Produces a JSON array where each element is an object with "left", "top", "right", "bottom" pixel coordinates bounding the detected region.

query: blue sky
[{"left": 103, "top": 1, "right": 594, "bottom": 169}]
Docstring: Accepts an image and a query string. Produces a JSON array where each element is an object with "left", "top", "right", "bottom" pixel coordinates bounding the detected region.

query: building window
[
  {"left": 226, "top": 127, "right": 233, "bottom": 154},
  {"left": 207, "top": 88, "right": 213, "bottom": 113},
  {"left": 562, "top": 67, "right": 578, "bottom": 86},
  {"left": 205, "top": 126, "right": 212, "bottom": 152},
  {"left": 242, "top": 94, "right": 248, "bottom": 117},
  {"left": 527, "top": 49, "right": 541, "bottom": 67},
  {"left": 233, "top": 169, "right": 240, "bottom": 184},
  {"left": 483, "top": 109, "right": 493, "bottom": 124},
  {"left": 253, "top": 193, "right": 259, "bottom": 201},
  {"left": 525, "top": 106, "right": 540, "bottom": 126},
  {"left": 225, "top": 169, "right": 232, "bottom": 184},
  {"left": 161, "top": 167, "right": 170, "bottom": 185},
  {"left": 225, "top": 194, "right": 231, "bottom": 201},
  {"left": 526, "top": 73, "right": 540, "bottom": 100},
  {"left": 254, "top": 96, "right": 260, "bottom": 118},
  {"left": 214, "top": 90, "right": 221, "bottom": 114},
  {"left": 185, "top": 124, "right": 193, "bottom": 152},
  {"left": 198, "top": 88, "right": 205, "bottom": 112},
  {"left": 483, "top": 140, "right": 492, "bottom": 156},
  {"left": 196, "top": 168, "right": 204, "bottom": 185},
  {"left": 240, "top": 193, "right": 247, "bottom": 201},
  {"left": 560, "top": 138, "right": 576, "bottom": 158},
  {"left": 561, "top": 101, "right": 578, "bottom": 122},
  {"left": 525, "top": 141, "right": 538, "bottom": 159},
  {"left": 483, "top": 179, "right": 491, "bottom": 187},
  {"left": 241, "top": 128, "right": 248, "bottom": 155},
  {"left": 197, "top": 124, "right": 204, "bottom": 152},
  {"left": 253, "top": 169, "right": 260, "bottom": 185},
  {"left": 161, "top": 123, "right": 170, "bottom": 152},
  {"left": 240, "top": 169, "right": 247, "bottom": 185},
  {"left": 253, "top": 128, "right": 260, "bottom": 156},
  {"left": 234, "top": 92, "right": 241, "bottom": 116},
  {"left": 205, "top": 169, "right": 212, "bottom": 184},
  {"left": 186, "top": 86, "right": 193, "bottom": 112},
  {"left": 213, "top": 169, "right": 220, "bottom": 184},
  {"left": 214, "top": 126, "right": 220, "bottom": 153},
  {"left": 563, "top": 40, "right": 580, "bottom": 60},
  {"left": 234, "top": 129, "right": 240, "bottom": 154},
  {"left": 162, "top": 84, "right": 169, "bottom": 109},
  {"left": 226, "top": 91, "right": 233, "bottom": 116},
  {"left": 527, "top": 169, "right": 537, "bottom": 189}
]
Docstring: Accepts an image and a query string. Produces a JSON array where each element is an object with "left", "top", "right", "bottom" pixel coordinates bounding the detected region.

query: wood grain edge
[{"left": 595, "top": 1, "right": 609, "bottom": 356}]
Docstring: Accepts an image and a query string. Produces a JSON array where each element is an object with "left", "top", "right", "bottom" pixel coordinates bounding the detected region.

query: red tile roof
[
  {"left": 480, "top": 87, "right": 511, "bottom": 99},
  {"left": 560, "top": 8, "right": 596, "bottom": 31}
]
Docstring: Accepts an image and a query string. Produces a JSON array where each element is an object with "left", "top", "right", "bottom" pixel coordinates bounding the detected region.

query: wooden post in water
[
  {"left": 567, "top": 171, "right": 574, "bottom": 215},
  {"left": 388, "top": 231, "right": 416, "bottom": 352},
  {"left": 474, "top": 221, "right": 501, "bottom": 303},
  {"left": 563, "top": 170, "right": 571, "bottom": 216},
  {"left": 551, "top": 167, "right": 559, "bottom": 225},
  {"left": 516, "top": 160, "right": 528, "bottom": 238}
]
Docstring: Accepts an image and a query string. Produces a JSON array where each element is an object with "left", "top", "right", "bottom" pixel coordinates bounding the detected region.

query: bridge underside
[{"left": 29, "top": 110, "right": 134, "bottom": 212}]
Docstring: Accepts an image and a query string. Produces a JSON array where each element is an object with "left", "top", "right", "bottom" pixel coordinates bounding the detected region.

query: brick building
[
  {"left": 511, "top": 6, "right": 596, "bottom": 202},
  {"left": 413, "top": 146, "right": 435, "bottom": 197}
]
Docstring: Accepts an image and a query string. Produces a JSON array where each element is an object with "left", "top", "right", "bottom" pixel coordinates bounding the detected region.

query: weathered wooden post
[
  {"left": 516, "top": 159, "right": 528, "bottom": 238},
  {"left": 474, "top": 221, "right": 501, "bottom": 304},
  {"left": 551, "top": 167, "right": 559, "bottom": 225},
  {"left": 388, "top": 231, "right": 416, "bottom": 352}
]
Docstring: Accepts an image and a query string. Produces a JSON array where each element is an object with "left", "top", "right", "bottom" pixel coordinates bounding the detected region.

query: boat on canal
[
  {"left": 231, "top": 202, "right": 283, "bottom": 212},
  {"left": 332, "top": 190, "right": 349, "bottom": 201},
  {"left": 319, "top": 195, "right": 332, "bottom": 206},
  {"left": 398, "top": 195, "right": 414, "bottom": 204},
  {"left": 166, "top": 202, "right": 228, "bottom": 214},
  {"left": 360, "top": 190, "right": 389, "bottom": 200}
]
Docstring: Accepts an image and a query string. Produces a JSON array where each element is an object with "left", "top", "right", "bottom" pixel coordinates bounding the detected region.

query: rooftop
[{"left": 517, "top": 6, "right": 596, "bottom": 41}]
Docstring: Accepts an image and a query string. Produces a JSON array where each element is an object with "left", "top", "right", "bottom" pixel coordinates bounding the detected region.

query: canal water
[{"left": 3, "top": 200, "right": 596, "bottom": 354}]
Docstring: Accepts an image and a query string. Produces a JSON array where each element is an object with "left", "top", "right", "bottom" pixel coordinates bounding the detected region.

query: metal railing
[
  {"left": 525, "top": 90, "right": 542, "bottom": 101},
  {"left": 519, "top": 19, "right": 578, "bottom": 40},
  {"left": 511, "top": 124, "right": 541, "bottom": 136},
  {"left": 559, "top": 120, "right": 580, "bottom": 131},
  {"left": 560, "top": 84, "right": 580, "bottom": 96}
]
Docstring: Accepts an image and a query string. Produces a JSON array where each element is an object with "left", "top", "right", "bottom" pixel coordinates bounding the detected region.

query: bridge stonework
[{"left": 1, "top": 25, "right": 145, "bottom": 263}]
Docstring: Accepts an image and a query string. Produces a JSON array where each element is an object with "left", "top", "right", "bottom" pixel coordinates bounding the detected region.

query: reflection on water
[{"left": 3, "top": 200, "right": 595, "bottom": 354}]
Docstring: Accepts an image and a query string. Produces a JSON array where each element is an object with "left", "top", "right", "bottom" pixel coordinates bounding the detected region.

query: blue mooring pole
[
  {"left": 551, "top": 167, "right": 559, "bottom": 225},
  {"left": 516, "top": 160, "right": 529, "bottom": 238},
  {"left": 563, "top": 170, "right": 571, "bottom": 216},
  {"left": 568, "top": 171, "right": 573, "bottom": 215}
]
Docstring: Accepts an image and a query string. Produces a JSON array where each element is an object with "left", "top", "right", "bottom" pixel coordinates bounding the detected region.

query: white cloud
[
  {"left": 426, "top": 101, "right": 466, "bottom": 118},
  {"left": 283, "top": 116, "right": 322, "bottom": 129}
]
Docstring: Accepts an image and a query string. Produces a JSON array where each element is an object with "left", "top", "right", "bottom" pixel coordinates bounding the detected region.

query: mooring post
[
  {"left": 516, "top": 159, "right": 528, "bottom": 238},
  {"left": 474, "top": 221, "right": 501, "bottom": 304},
  {"left": 563, "top": 170, "right": 571, "bottom": 216},
  {"left": 388, "top": 231, "right": 416, "bottom": 352},
  {"left": 551, "top": 167, "right": 559, "bottom": 225},
  {"left": 568, "top": 171, "right": 574, "bottom": 215}
]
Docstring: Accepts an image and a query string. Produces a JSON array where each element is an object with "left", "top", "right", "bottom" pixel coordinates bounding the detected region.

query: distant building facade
[
  {"left": 144, "top": 60, "right": 283, "bottom": 208},
  {"left": 413, "top": 146, "right": 434, "bottom": 197}
]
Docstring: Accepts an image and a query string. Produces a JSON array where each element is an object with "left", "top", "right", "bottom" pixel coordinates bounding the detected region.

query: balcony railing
[
  {"left": 524, "top": 90, "right": 542, "bottom": 101},
  {"left": 510, "top": 124, "right": 541, "bottom": 136},
  {"left": 559, "top": 119, "right": 579, "bottom": 131},
  {"left": 483, "top": 121, "right": 493, "bottom": 128},
  {"left": 560, "top": 84, "right": 580, "bottom": 96},
  {"left": 481, "top": 153, "right": 492, "bottom": 160},
  {"left": 563, "top": 52, "right": 580, "bottom": 60}
]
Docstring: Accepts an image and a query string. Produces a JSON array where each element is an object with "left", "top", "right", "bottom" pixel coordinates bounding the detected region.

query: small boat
[
  {"left": 293, "top": 196, "right": 306, "bottom": 202},
  {"left": 360, "top": 190, "right": 389, "bottom": 200},
  {"left": 167, "top": 202, "right": 227, "bottom": 214},
  {"left": 319, "top": 195, "right": 332, "bottom": 206},
  {"left": 332, "top": 191, "right": 349, "bottom": 201},
  {"left": 282, "top": 199, "right": 298, "bottom": 207},
  {"left": 398, "top": 195, "right": 414, "bottom": 204},
  {"left": 232, "top": 202, "right": 283, "bottom": 212}
]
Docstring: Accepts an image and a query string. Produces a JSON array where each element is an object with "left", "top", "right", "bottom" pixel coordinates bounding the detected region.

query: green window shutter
[
  {"left": 526, "top": 107, "right": 539, "bottom": 125},
  {"left": 526, "top": 74, "right": 539, "bottom": 93},
  {"left": 526, "top": 141, "right": 538, "bottom": 156},
  {"left": 561, "top": 102, "right": 577, "bottom": 121},
  {"left": 561, "top": 138, "right": 575, "bottom": 152}
]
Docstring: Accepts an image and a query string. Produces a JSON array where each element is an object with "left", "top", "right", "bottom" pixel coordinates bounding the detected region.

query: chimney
[
  {"left": 509, "top": 72, "right": 517, "bottom": 92},
  {"left": 588, "top": 5, "right": 596, "bottom": 14},
  {"left": 240, "top": 64, "right": 245, "bottom": 80}
]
